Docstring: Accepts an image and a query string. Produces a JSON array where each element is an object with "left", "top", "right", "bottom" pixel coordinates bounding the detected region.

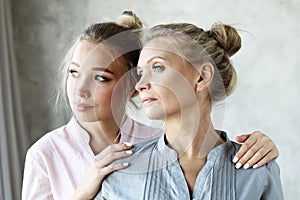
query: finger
[
  {"left": 96, "top": 150, "right": 133, "bottom": 167},
  {"left": 235, "top": 134, "right": 250, "bottom": 143},
  {"left": 252, "top": 151, "right": 277, "bottom": 169},
  {"left": 103, "top": 143, "right": 133, "bottom": 153},
  {"left": 101, "top": 162, "right": 129, "bottom": 175},
  {"left": 234, "top": 143, "right": 263, "bottom": 169},
  {"left": 242, "top": 146, "right": 270, "bottom": 169},
  {"left": 233, "top": 137, "right": 257, "bottom": 164},
  {"left": 96, "top": 143, "right": 133, "bottom": 159}
]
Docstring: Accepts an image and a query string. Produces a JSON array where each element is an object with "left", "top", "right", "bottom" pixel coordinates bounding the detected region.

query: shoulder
[
  {"left": 231, "top": 140, "right": 283, "bottom": 199},
  {"left": 100, "top": 137, "right": 161, "bottom": 200},
  {"left": 25, "top": 120, "right": 75, "bottom": 164},
  {"left": 132, "top": 136, "right": 161, "bottom": 153},
  {"left": 228, "top": 141, "right": 281, "bottom": 178},
  {"left": 120, "top": 116, "right": 163, "bottom": 144}
]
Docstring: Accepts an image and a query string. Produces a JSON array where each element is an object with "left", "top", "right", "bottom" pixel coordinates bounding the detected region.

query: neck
[
  {"left": 165, "top": 104, "right": 224, "bottom": 159},
  {"left": 78, "top": 118, "right": 121, "bottom": 155}
]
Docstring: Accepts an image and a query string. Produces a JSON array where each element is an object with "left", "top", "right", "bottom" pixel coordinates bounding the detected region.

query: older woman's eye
[
  {"left": 69, "top": 70, "right": 79, "bottom": 78},
  {"left": 153, "top": 65, "right": 165, "bottom": 72}
]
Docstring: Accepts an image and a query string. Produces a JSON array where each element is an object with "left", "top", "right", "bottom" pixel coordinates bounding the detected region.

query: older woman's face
[{"left": 136, "top": 39, "right": 199, "bottom": 120}]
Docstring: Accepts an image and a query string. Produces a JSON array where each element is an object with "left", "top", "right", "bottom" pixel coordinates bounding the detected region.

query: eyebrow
[
  {"left": 69, "top": 62, "right": 80, "bottom": 68},
  {"left": 92, "top": 67, "right": 115, "bottom": 75},
  {"left": 69, "top": 62, "right": 115, "bottom": 75},
  {"left": 146, "top": 56, "right": 166, "bottom": 64}
]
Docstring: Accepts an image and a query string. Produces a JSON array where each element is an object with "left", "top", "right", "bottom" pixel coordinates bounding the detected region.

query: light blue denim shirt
[{"left": 95, "top": 132, "right": 283, "bottom": 200}]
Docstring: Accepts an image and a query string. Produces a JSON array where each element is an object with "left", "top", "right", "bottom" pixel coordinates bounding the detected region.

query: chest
[{"left": 179, "top": 157, "right": 207, "bottom": 194}]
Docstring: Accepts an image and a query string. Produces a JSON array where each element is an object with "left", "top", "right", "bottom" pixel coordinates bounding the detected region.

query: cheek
[
  {"left": 159, "top": 88, "right": 180, "bottom": 109},
  {"left": 66, "top": 77, "right": 75, "bottom": 103},
  {"left": 94, "top": 86, "right": 114, "bottom": 105}
]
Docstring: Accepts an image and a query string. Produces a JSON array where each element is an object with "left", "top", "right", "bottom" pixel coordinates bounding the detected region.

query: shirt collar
[
  {"left": 156, "top": 130, "right": 231, "bottom": 161},
  {"left": 66, "top": 117, "right": 94, "bottom": 156}
]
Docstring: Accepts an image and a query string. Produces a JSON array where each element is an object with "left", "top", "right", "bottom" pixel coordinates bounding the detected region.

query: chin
[
  {"left": 146, "top": 109, "right": 167, "bottom": 121},
  {"left": 75, "top": 116, "right": 98, "bottom": 123},
  {"left": 73, "top": 112, "right": 97, "bottom": 122}
]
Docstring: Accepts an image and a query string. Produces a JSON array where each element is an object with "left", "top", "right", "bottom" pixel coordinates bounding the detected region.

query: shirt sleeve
[
  {"left": 261, "top": 161, "right": 284, "bottom": 200},
  {"left": 22, "top": 150, "right": 54, "bottom": 200}
]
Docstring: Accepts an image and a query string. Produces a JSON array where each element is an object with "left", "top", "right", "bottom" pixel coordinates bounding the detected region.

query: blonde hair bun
[
  {"left": 116, "top": 11, "right": 143, "bottom": 29},
  {"left": 210, "top": 23, "right": 241, "bottom": 57}
]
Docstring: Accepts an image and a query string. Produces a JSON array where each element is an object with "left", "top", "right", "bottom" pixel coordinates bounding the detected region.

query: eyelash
[
  {"left": 152, "top": 65, "right": 165, "bottom": 72},
  {"left": 69, "top": 70, "right": 79, "bottom": 78},
  {"left": 136, "top": 64, "right": 165, "bottom": 78},
  {"left": 68, "top": 70, "right": 110, "bottom": 82},
  {"left": 95, "top": 75, "right": 109, "bottom": 82}
]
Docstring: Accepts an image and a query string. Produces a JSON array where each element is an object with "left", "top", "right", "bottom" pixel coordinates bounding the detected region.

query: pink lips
[
  {"left": 74, "top": 103, "right": 94, "bottom": 112},
  {"left": 141, "top": 97, "right": 157, "bottom": 106}
]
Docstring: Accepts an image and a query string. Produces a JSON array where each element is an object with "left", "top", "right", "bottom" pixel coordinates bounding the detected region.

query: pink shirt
[{"left": 22, "top": 117, "right": 162, "bottom": 200}]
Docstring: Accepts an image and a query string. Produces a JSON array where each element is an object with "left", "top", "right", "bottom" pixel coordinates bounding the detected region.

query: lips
[
  {"left": 141, "top": 97, "right": 157, "bottom": 106},
  {"left": 74, "top": 102, "right": 94, "bottom": 112}
]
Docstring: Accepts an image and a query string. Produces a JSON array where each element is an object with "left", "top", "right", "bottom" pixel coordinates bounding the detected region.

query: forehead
[
  {"left": 139, "top": 39, "right": 184, "bottom": 65},
  {"left": 72, "top": 40, "right": 122, "bottom": 70}
]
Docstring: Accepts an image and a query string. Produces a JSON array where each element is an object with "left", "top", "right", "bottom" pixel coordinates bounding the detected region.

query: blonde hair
[
  {"left": 143, "top": 22, "right": 241, "bottom": 102},
  {"left": 55, "top": 11, "right": 143, "bottom": 111}
]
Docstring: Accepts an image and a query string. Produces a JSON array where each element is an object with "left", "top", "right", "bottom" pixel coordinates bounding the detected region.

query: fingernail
[
  {"left": 125, "top": 150, "right": 133, "bottom": 155},
  {"left": 243, "top": 163, "right": 250, "bottom": 169},
  {"left": 123, "top": 162, "right": 129, "bottom": 167},
  {"left": 123, "top": 142, "right": 132, "bottom": 147},
  {"left": 232, "top": 156, "right": 239, "bottom": 163},
  {"left": 253, "top": 164, "right": 258, "bottom": 169},
  {"left": 235, "top": 162, "right": 242, "bottom": 169}
]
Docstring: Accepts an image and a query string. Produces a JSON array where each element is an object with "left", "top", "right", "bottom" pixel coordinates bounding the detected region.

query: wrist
[{"left": 71, "top": 190, "right": 88, "bottom": 200}]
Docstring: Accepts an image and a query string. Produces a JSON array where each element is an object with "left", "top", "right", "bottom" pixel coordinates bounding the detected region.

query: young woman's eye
[
  {"left": 95, "top": 75, "right": 109, "bottom": 82},
  {"left": 69, "top": 70, "right": 79, "bottom": 78},
  {"left": 153, "top": 65, "right": 165, "bottom": 72}
]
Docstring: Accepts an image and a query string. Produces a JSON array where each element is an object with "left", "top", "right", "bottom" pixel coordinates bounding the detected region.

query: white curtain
[{"left": 0, "top": 0, "right": 29, "bottom": 199}]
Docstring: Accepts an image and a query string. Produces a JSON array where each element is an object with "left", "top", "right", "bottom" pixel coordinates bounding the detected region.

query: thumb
[{"left": 235, "top": 134, "right": 250, "bottom": 143}]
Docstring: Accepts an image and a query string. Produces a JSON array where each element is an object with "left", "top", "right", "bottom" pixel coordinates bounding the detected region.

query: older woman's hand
[{"left": 233, "top": 131, "right": 279, "bottom": 169}]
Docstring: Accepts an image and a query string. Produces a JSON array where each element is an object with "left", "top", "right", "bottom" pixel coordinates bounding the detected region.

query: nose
[
  {"left": 76, "top": 78, "right": 91, "bottom": 98},
  {"left": 135, "top": 74, "right": 151, "bottom": 93}
]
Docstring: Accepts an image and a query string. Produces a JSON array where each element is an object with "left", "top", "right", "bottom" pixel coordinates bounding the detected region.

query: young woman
[
  {"left": 22, "top": 12, "right": 279, "bottom": 200},
  {"left": 97, "top": 23, "right": 283, "bottom": 199}
]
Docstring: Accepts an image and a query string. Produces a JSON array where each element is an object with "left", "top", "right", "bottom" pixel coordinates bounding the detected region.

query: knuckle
[
  {"left": 238, "top": 158, "right": 246, "bottom": 164},
  {"left": 248, "top": 147, "right": 257, "bottom": 155},
  {"left": 108, "top": 164, "right": 120, "bottom": 171},
  {"left": 256, "top": 150, "right": 265, "bottom": 158},
  {"left": 242, "top": 142, "right": 251, "bottom": 149},
  {"left": 254, "top": 131, "right": 265, "bottom": 137}
]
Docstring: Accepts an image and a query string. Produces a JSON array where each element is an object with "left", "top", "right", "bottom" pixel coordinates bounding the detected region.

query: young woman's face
[
  {"left": 67, "top": 40, "right": 126, "bottom": 122},
  {"left": 136, "top": 39, "right": 198, "bottom": 120}
]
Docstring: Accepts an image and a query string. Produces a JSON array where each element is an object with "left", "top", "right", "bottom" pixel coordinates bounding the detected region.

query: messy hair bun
[
  {"left": 210, "top": 23, "right": 241, "bottom": 57},
  {"left": 116, "top": 10, "right": 143, "bottom": 29}
]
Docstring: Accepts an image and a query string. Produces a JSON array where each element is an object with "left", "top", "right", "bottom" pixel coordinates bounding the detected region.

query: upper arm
[
  {"left": 261, "top": 161, "right": 284, "bottom": 200},
  {"left": 22, "top": 151, "right": 54, "bottom": 200}
]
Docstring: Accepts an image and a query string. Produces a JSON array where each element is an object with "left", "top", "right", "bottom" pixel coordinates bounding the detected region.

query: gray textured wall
[{"left": 12, "top": 0, "right": 300, "bottom": 199}]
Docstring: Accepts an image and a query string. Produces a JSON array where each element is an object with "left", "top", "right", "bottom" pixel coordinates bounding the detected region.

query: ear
[{"left": 195, "top": 63, "right": 214, "bottom": 92}]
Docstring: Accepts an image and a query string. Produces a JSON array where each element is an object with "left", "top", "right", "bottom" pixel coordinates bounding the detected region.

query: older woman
[{"left": 97, "top": 22, "right": 283, "bottom": 199}]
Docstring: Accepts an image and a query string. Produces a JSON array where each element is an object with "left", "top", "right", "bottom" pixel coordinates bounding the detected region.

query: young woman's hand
[
  {"left": 233, "top": 131, "right": 279, "bottom": 169},
  {"left": 71, "top": 142, "right": 133, "bottom": 200}
]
